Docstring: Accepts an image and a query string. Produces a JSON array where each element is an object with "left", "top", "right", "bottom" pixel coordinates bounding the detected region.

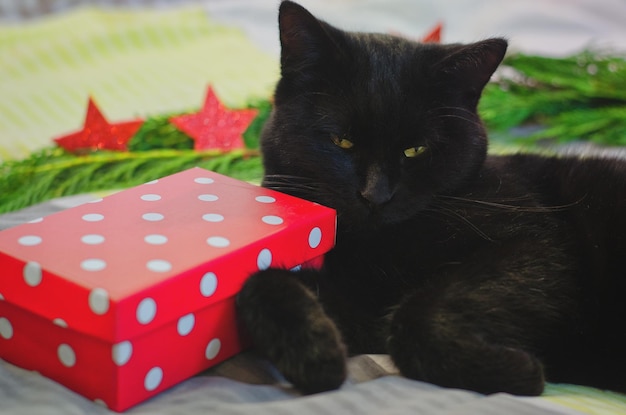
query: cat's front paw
[
  {"left": 276, "top": 335, "right": 347, "bottom": 394},
  {"left": 237, "top": 269, "right": 347, "bottom": 394}
]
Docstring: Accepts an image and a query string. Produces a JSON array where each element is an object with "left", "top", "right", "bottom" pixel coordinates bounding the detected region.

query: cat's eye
[
  {"left": 331, "top": 135, "right": 354, "bottom": 149},
  {"left": 404, "top": 146, "right": 428, "bottom": 158}
]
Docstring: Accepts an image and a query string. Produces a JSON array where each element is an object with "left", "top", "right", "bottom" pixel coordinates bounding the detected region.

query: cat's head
[{"left": 261, "top": 1, "right": 507, "bottom": 234}]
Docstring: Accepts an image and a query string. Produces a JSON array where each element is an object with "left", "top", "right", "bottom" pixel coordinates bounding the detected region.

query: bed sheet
[{"left": 0, "top": 342, "right": 590, "bottom": 415}]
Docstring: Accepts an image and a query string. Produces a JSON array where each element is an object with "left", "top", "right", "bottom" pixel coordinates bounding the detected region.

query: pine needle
[
  {"left": 0, "top": 148, "right": 262, "bottom": 214},
  {"left": 480, "top": 50, "right": 626, "bottom": 146}
]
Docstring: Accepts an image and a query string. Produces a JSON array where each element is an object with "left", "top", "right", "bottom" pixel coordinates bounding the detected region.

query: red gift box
[{"left": 0, "top": 167, "right": 336, "bottom": 411}]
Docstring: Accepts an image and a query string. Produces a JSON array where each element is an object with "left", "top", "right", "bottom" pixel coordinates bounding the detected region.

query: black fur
[{"left": 236, "top": 1, "right": 626, "bottom": 395}]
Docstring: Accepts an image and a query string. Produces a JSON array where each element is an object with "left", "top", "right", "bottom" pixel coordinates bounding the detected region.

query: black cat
[{"left": 236, "top": 0, "right": 626, "bottom": 396}]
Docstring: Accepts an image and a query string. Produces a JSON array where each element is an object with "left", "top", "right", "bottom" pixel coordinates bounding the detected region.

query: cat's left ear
[
  {"left": 277, "top": 1, "right": 343, "bottom": 76},
  {"left": 435, "top": 38, "right": 507, "bottom": 92}
]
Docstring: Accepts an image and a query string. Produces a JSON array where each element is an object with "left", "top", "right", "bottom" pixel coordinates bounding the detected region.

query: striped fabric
[
  {"left": 0, "top": 357, "right": 588, "bottom": 415},
  {"left": 543, "top": 384, "right": 626, "bottom": 415},
  {"left": 0, "top": 5, "right": 279, "bottom": 161}
]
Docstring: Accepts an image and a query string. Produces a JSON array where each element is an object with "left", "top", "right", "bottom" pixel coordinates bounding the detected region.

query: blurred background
[
  {"left": 1, "top": 0, "right": 625, "bottom": 161},
  {"left": 2, "top": 0, "right": 626, "bottom": 54}
]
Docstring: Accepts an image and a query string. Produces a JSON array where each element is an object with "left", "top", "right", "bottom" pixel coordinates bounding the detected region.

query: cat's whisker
[
  {"left": 434, "top": 114, "right": 483, "bottom": 128},
  {"left": 262, "top": 174, "right": 344, "bottom": 204},
  {"left": 424, "top": 204, "right": 495, "bottom": 242},
  {"left": 427, "top": 106, "right": 479, "bottom": 121},
  {"left": 426, "top": 105, "right": 485, "bottom": 128},
  {"left": 428, "top": 105, "right": 476, "bottom": 115},
  {"left": 436, "top": 194, "right": 582, "bottom": 213},
  {"left": 263, "top": 182, "right": 328, "bottom": 194}
]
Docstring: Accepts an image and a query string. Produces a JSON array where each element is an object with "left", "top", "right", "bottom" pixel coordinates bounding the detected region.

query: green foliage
[
  {"left": 128, "top": 115, "right": 194, "bottom": 151},
  {"left": 480, "top": 50, "right": 626, "bottom": 146},
  {"left": 0, "top": 147, "right": 262, "bottom": 214}
]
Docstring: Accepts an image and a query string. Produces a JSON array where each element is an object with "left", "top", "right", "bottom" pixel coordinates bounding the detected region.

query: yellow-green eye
[
  {"left": 404, "top": 146, "right": 428, "bottom": 158},
  {"left": 331, "top": 135, "right": 354, "bottom": 149}
]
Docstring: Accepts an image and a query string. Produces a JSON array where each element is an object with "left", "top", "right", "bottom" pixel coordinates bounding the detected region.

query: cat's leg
[
  {"left": 387, "top": 286, "right": 546, "bottom": 396},
  {"left": 237, "top": 243, "right": 573, "bottom": 394},
  {"left": 386, "top": 236, "right": 580, "bottom": 396},
  {"left": 236, "top": 268, "right": 347, "bottom": 393}
]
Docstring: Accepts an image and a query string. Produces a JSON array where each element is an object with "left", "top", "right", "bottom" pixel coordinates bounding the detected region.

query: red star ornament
[
  {"left": 421, "top": 22, "right": 442, "bottom": 43},
  {"left": 54, "top": 98, "right": 144, "bottom": 153},
  {"left": 170, "top": 87, "right": 258, "bottom": 151}
]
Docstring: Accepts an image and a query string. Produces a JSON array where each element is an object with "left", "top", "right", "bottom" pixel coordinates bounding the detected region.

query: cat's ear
[
  {"left": 278, "top": 1, "right": 342, "bottom": 74},
  {"left": 435, "top": 38, "right": 507, "bottom": 92}
]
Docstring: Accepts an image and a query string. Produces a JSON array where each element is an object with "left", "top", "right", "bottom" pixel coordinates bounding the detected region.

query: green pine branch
[
  {"left": 480, "top": 50, "right": 626, "bottom": 146},
  {"left": 0, "top": 99, "right": 272, "bottom": 214},
  {"left": 0, "top": 148, "right": 262, "bottom": 214}
]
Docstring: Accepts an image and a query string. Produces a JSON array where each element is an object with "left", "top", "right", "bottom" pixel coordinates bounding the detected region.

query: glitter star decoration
[
  {"left": 421, "top": 22, "right": 442, "bottom": 43},
  {"left": 170, "top": 87, "right": 258, "bottom": 151},
  {"left": 54, "top": 98, "right": 144, "bottom": 153}
]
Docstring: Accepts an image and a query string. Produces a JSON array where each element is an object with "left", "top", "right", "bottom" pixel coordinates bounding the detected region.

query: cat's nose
[
  {"left": 360, "top": 167, "right": 395, "bottom": 207},
  {"left": 360, "top": 186, "right": 395, "bottom": 207}
]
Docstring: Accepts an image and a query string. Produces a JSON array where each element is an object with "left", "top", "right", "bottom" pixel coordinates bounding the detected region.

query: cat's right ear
[
  {"left": 434, "top": 38, "right": 508, "bottom": 93},
  {"left": 278, "top": 1, "right": 342, "bottom": 74}
]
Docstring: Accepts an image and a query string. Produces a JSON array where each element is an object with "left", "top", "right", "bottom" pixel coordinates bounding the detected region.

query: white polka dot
[
  {"left": 112, "top": 341, "right": 133, "bottom": 366},
  {"left": 177, "top": 313, "right": 195, "bottom": 336},
  {"left": 89, "top": 288, "right": 110, "bottom": 315},
  {"left": 146, "top": 260, "right": 172, "bottom": 273},
  {"left": 257, "top": 248, "right": 272, "bottom": 270},
  {"left": 262, "top": 215, "right": 284, "bottom": 225},
  {"left": 142, "top": 213, "right": 164, "bottom": 222},
  {"left": 81, "top": 259, "right": 107, "bottom": 272},
  {"left": 89, "top": 198, "right": 103, "bottom": 204},
  {"left": 53, "top": 318, "right": 68, "bottom": 328},
  {"left": 0, "top": 292, "right": 4, "bottom": 300},
  {"left": 141, "top": 194, "right": 162, "bottom": 201},
  {"left": 255, "top": 195, "right": 276, "bottom": 203},
  {"left": 200, "top": 272, "right": 218, "bottom": 297},
  {"left": 308, "top": 227, "right": 322, "bottom": 249},
  {"left": 23, "top": 262, "right": 42, "bottom": 287},
  {"left": 28, "top": 217, "right": 43, "bottom": 224},
  {"left": 144, "top": 234, "right": 168, "bottom": 245},
  {"left": 205, "top": 338, "right": 221, "bottom": 360},
  {"left": 82, "top": 214, "right": 104, "bottom": 222},
  {"left": 81, "top": 234, "right": 105, "bottom": 245},
  {"left": 18, "top": 235, "right": 42, "bottom": 246},
  {"left": 58, "top": 344, "right": 76, "bottom": 367},
  {"left": 144, "top": 367, "right": 163, "bottom": 391},
  {"left": 145, "top": 179, "right": 159, "bottom": 185},
  {"left": 291, "top": 265, "right": 302, "bottom": 271},
  {"left": 194, "top": 177, "right": 214, "bottom": 184},
  {"left": 207, "top": 236, "right": 230, "bottom": 248},
  {"left": 198, "top": 194, "right": 219, "bottom": 202},
  {"left": 136, "top": 298, "right": 157, "bottom": 325},
  {"left": 202, "top": 213, "right": 224, "bottom": 222},
  {"left": 0, "top": 318, "right": 13, "bottom": 339}
]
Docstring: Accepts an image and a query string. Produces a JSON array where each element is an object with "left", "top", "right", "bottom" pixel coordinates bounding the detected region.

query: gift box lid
[{"left": 0, "top": 168, "right": 336, "bottom": 343}]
